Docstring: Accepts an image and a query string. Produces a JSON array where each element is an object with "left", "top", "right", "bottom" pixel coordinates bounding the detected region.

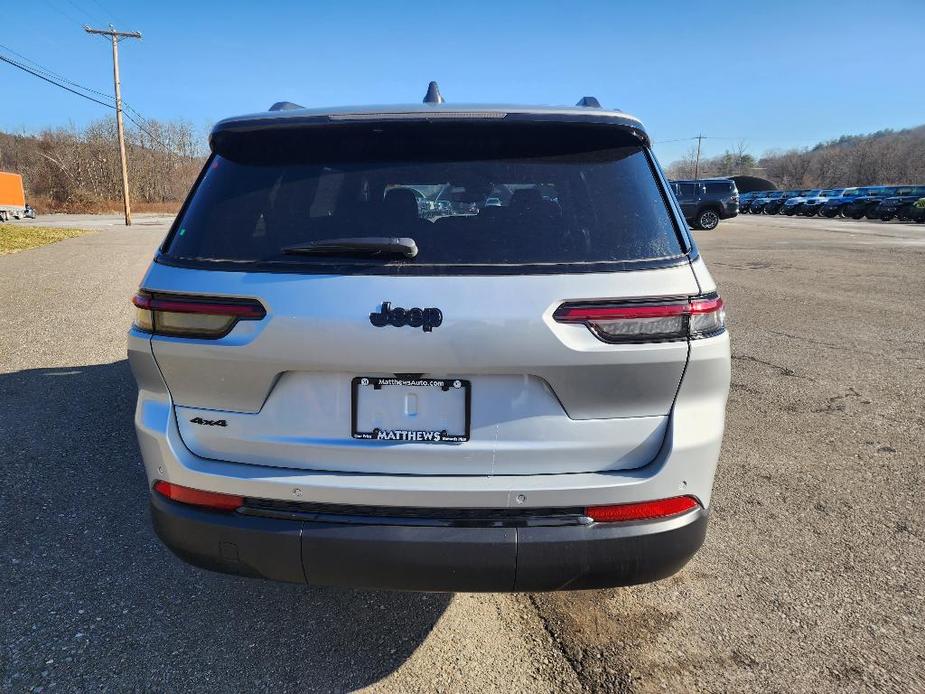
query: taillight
[
  {"left": 153, "top": 481, "right": 243, "bottom": 511},
  {"left": 585, "top": 496, "right": 700, "bottom": 522},
  {"left": 132, "top": 291, "right": 265, "bottom": 339},
  {"left": 553, "top": 293, "right": 725, "bottom": 343}
]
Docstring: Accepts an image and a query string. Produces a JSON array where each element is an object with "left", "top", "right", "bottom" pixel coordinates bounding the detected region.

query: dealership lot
[{"left": 1, "top": 214, "right": 922, "bottom": 692}]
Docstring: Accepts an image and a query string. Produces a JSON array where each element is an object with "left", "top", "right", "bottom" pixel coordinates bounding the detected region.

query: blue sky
[{"left": 1, "top": 0, "right": 923, "bottom": 165}]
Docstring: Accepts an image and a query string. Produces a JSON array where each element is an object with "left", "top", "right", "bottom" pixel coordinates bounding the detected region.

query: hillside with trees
[
  {"left": 0, "top": 118, "right": 205, "bottom": 213},
  {"left": 666, "top": 125, "right": 925, "bottom": 188},
  {"left": 5, "top": 119, "right": 924, "bottom": 211}
]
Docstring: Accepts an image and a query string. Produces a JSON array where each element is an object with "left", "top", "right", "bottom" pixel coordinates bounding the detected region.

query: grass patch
[{"left": 0, "top": 225, "right": 88, "bottom": 255}]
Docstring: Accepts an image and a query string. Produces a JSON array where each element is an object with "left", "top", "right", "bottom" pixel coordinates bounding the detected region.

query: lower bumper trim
[{"left": 150, "top": 492, "right": 708, "bottom": 592}]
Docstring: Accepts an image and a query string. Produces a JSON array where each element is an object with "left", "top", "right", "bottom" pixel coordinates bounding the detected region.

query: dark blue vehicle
[
  {"left": 876, "top": 186, "right": 925, "bottom": 221},
  {"left": 781, "top": 190, "right": 822, "bottom": 215},
  {"left": 738, "top": 191, "right": 762, "bottom": 213},
  {"left": 801, "top": 189, "right": 844, "bottom": 216},
  {"left": 841, "top": 186, "right": 901, "bottom": 219},
  {"left": 819, "top": 187, "right": 875, "bottom": 218},
  {"left": 750, "top": 190, "right": 785, "bottom": 214},
  {"left": 765, "top": 190, "right": 810, "bottom": 215},
  {"left": 669, "top": 179, "right": 739, "bottom": 229}
]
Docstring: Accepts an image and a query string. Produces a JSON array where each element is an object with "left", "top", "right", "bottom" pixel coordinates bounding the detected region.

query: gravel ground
[{"left": 0, "top": 213, "right": 922, "bottom": 692}]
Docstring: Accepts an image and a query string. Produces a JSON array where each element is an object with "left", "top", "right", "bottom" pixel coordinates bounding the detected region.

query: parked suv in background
[
  {"left": 670, "top": 178, "right": 739, "bottom": 229},
  {"left": 738, "top": 191, "right": 760, "bottom": 213},
  {"left": 749, "top": 190, "right": 783, "bottom": 214},
  {"left": 781, "top": 190, "right": 822, "bottom": 215},
  {"left": 876, "top": 186, "right": 925, "bottom": 221},
  {"left": 763, "top": 190, "right": 800, "bottom": 215},
  {"left": 839, "top": 186, "right": 894, "bottom": 219},
  {"left": 819, "top": 186, "right": 867, "bottom": 217},
  {"left": 911, "top": 198, "right": 925, "bottom": 223},
  {"left": 800, "top": 189, "right": 843, "bottom": 216},
  {"left": 128, "top": 91, "right": 730, "bottom": 592}
]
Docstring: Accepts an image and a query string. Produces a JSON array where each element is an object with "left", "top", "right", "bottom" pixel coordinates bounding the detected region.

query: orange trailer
[{"left": 0, "top": 172, "right": 32, "bottom": 221}]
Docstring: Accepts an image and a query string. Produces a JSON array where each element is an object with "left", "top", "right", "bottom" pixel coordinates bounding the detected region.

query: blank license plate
[{"left": 351, "top": 377, "right": 470, "bottom": 443}]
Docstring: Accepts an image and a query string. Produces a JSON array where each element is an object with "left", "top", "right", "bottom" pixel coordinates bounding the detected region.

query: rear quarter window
[
  {"left": 162, "top": 122, "right": 687, "bottom": 275},
  {"left": 705, "top": 181, "right": 735, "bottom": 195}
]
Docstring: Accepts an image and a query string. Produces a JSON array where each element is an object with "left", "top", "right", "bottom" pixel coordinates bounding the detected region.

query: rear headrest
[{"left": 383, "top": 188, "right": 420, "bottom": 222}]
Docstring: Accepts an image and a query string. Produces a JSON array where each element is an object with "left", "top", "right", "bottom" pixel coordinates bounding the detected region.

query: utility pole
[
  {"left": 84, "top": 25, "right": 142, "bottom": 226},
  {"left": 693, "top": 133, "right": 704, "bottom": 180}
]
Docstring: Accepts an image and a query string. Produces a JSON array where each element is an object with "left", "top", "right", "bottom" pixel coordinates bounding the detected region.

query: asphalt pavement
[{"left": 1, "top": 213, "right": 922, "bottom": 692}]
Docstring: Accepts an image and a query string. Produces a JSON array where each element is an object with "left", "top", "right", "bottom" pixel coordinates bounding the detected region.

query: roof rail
[
  {"left": 423, "top": 81, "right": 445, "bottom": 104},
  {"left": 269, "top": 101, "right": 304, "bottom": 112},
  {"left": 576, "top": 96, "right": 602, "bottom": 108}
]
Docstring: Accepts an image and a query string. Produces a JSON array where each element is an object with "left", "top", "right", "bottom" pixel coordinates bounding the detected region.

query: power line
[
  {"left": 0, "top": 42, "right": 116, "bottom": 104},
  {"left": 62, "top": 0, "right": 97, "bottom": 21},
  {"left": 0, "top": 44, "right": 175, "bottom": 153},
  {"left": 124, "top": 102, "right": 155, "bottom": 127},
  {"left": 85, "top": 0, "right": 119, "bottom": 25},
  {"left": 0, "top": 53, "right": 114, "bottom": 108},
  {"left": 655, "top": 135, "right": 749, "bottom": 144},
  {"left": 122, "top": 110, "right": 175, "bottom": 151},
  {"left": 42, "top": 0, "right": 84, "bottom": 26}
]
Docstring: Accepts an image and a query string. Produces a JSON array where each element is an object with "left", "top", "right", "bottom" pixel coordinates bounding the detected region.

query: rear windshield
[{"left": 161, "top": 122, "right": 685, "bottom": 275}]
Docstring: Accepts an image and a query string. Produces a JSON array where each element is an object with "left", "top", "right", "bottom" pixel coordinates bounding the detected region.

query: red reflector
[
  {"left": 132, "top": 292, "right": 265, "bottom": 319},
  {"left": 153, "top": 481, "right": 243, "bottom": 511},
  {"left": 585, "top": 496, "right": 700, "bottom": 522}
]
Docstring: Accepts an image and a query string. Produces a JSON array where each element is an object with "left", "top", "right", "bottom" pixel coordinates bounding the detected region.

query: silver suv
[{"left": 128, "top": 88, "right": 730, "bottom": 591}]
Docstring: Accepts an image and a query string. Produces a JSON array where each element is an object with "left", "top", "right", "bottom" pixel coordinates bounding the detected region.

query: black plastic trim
[
  {"left": 152, "top": 252, "right": 694, "bottom": 277},
  {"left": 151, "top": 490, "right": 305, "bottom": 583},
  {"left": 240, "top": 498, "right": 589, "bottom": 528},
  {"left": 150, "top": 492, "right": 709, "bottom": 592}
]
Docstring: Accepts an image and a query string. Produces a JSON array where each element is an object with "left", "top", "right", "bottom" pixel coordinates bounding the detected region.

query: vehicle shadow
[{"left": 0, "top": 361, "right": 449, "bottom": 692}]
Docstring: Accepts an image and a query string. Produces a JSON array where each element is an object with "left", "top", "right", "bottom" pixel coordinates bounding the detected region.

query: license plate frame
[{"left": 351, "top": 376, "right": 471, "bottom": 443}]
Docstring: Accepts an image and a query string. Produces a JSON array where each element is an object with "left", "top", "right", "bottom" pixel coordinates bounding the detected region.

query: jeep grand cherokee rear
[{"left": 128, "top": 94, "right": 730, "bottom": 592}]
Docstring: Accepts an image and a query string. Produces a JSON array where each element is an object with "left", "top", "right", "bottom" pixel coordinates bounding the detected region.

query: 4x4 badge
[
  {"left": 190, "top": 417, "right": 227, "bottom": 427},
  {"left": 370, "top": 302, "right": 443, "bottom": 332}
]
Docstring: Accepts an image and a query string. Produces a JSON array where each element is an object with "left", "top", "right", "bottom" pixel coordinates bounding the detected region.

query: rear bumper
[{"left": 150, "top": 491, "right": 708, "bottom": 591}]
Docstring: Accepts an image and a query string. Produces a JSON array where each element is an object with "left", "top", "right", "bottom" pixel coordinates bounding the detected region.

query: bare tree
[
  {"left": 667, "top": 145, "right": 700, "bottom": 179},
  {"left": 665, "top": 124, "right": 925, "bottom": 188},
  {"left": 0, "top": 118, "right": 207, "bottom": 212}
]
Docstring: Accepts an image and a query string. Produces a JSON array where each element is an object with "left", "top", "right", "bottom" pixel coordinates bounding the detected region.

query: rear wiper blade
[{"left": 282, "top": 237, "right": 418, "bottom": 259}]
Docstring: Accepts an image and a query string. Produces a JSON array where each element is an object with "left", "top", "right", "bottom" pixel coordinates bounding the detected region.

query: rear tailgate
[
  {"left": 146, "top": 262, "right": 698, "bottom": 475},
  {"left": 143, "top": 117, "right": 699, "bottom": 477}
]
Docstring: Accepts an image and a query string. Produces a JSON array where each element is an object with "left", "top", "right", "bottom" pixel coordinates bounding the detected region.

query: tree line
[
  {"left": 0, "top": 118, "right": 206, "bottom": 213},
  {"left": 4, "top": 118, "right": 924, "bottom": 210},
  {"left": 666, "top": 125, "right": 925, "bottom": 188}
]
